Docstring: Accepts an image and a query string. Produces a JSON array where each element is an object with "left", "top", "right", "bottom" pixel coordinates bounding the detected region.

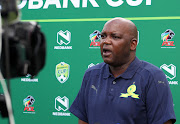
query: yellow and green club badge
[{"left": 120, "top": 82, "right": 139, "bottom": 99}]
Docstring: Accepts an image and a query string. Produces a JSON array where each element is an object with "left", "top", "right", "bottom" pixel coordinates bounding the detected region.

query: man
[{"left": 69, "top": 17, "right": 176, "bottom": 124}]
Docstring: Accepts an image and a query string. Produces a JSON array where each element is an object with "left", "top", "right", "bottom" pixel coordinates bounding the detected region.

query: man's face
[{"left": 100, "top": 20, "right": 133, "bottom": 66}]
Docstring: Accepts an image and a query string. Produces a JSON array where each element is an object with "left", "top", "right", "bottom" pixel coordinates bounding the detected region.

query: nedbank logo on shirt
[{"left": 120, "top": 82, "right": 139, "bottom": 99}]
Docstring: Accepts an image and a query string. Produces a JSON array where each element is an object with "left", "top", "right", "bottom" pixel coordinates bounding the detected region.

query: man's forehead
[
  {"left": 102, "top": 18, "right": 137, "bottom": 35},
  {"left": 107, "top": 17, "right": 132, "bottom": 24},
  {"left": 102, "top": 19, "right": 129, "bottom": 32}
]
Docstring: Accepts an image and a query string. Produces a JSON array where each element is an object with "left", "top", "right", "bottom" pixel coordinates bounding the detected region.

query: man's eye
[
  {"left": 113, "top": 36, "right": 120, "bottom": 39},
  {"left": 101, "top": 34, "right": 106, "bottom": 39}
]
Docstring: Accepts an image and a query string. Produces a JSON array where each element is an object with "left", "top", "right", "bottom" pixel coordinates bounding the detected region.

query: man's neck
[{"left": 109, "top": 56, "right": 135, "bottom": 78}]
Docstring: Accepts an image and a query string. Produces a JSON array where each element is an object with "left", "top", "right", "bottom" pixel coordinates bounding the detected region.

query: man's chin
[
  {"left": 103, "top": 59, "right": 120, "bottom": 67},
  {"left": 103, "top": 59, "right": 113, "bottom": 65}
]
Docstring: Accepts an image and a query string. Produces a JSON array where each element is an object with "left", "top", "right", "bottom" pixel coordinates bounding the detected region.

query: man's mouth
[{"left": 103, "top": 48, "right": 112, "bottom": 56}]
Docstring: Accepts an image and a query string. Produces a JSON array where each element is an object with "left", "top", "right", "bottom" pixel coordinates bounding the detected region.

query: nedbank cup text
[{"left": 18, "top": 0, "right": 152, "bottom": 9}]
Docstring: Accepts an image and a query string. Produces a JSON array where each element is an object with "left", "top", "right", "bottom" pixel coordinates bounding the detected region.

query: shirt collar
[{"left": 103, "top": 57, "right": 141, "bottom": 79}]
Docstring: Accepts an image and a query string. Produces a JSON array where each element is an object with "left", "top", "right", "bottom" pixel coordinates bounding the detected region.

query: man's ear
[{"left": 130, "top": 38, "right": 137, "bottom": 51}]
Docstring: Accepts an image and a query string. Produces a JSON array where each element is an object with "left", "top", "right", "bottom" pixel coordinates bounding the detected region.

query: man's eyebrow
[
  {"left": 101, "top": 31, "right": 105, "bottom": 33},
  {"left": 101, "top": 32, "right": 106, "bottom": 35},
  {"left": 111, "top": 33, "right": 122, "bottom": 36}
]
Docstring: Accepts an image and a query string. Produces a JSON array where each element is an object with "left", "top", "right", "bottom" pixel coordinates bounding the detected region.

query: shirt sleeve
[
  {"left": 69, "top": 71, "right": 89, "bottom": 123},
  {"left": 146, "top": 70, "right": 176, "bottom": 124}
]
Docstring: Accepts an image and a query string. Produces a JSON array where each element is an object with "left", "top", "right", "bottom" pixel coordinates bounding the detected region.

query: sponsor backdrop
[{"left": 0, "top": 0, "right": 180, "bottom": 123}]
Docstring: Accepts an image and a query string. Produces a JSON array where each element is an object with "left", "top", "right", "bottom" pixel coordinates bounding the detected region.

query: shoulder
[
  {"left": 81, "top": 62, "right": 107, "bottom": 88},
  {"left": 85, "top": 62, "right": 106, "bottom": 73},
  {"left": 82, "top": 62, "right": 106, "bottom": 79},
  {"left": 137, "top": 60, "right": 166, "bottom": 82},
  {"left": 140, "top": 61, "right": 162, "bottom": 73}
]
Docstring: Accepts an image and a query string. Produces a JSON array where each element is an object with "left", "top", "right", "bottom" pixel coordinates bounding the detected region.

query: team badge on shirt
[{"left": 120, "top": 82, "right": 139, "bottom": 99}]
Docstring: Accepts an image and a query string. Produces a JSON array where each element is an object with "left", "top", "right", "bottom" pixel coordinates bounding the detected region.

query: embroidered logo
[
  {"left": 120, "top": 82, "right": 139, "bottom": 99},
  {"left": 91, "top": 85, "right": 98, "bottom": 94}
]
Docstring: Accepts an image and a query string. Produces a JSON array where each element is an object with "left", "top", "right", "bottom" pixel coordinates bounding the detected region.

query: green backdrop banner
[{"left": 0, "top": 0, "right": 179, "bottom": 123}]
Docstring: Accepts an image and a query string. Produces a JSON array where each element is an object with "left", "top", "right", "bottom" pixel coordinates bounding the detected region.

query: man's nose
[{"left": 101, "top": 36, "right": 111, "bottom": 45}]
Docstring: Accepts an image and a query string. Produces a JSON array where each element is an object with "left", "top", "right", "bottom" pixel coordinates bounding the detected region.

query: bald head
[
  {"left": 100, "top": 17, "right": 138, "bottom": 71},
  {"left": 104, "top": 17, "right": 138, "bottom": 40},
  {"left": 100, "top": 17, "right": 138, "bottom": 67}
]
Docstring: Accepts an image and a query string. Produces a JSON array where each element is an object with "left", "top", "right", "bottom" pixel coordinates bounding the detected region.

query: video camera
[
  {"left": 0, "top": 0, "right": 46, "bottom": 119},
  {"left": 0, "top": 0, "right": 46, "bottom": 78}
]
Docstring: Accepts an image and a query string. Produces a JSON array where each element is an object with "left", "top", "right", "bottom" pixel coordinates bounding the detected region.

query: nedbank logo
[
  {"left": 17, "top": 0, "right": 152, "bottom": 9},
  {"left": 52, "top": 96, "right": 70, "bottom": 116},
  {"left": 89, "top": 30, "right": 101, "bottom": 49},
  {"left": 55, "top": 62, "right": 70, "bottom": 83},
  {"left": 160, "top": 64, "right": 176, "bottom": 80},
  {"left": 160, "top": 64, "right": 178, "bottom": 85},
  {"left": 161, "top": 29, "right": 175, "bottom": 48},
  {"left": 55, "top": 96, "right": 69, "bottom": 111},
  {"left": 57, "top": 30, "right": 71, "bottom": 45},
  {"left": 54, "top": 30, "right": 72, "bottom": 49},
  {"left": 21, "top": 74, "right": 38, "bottom": 82},
  {"left": 88, "top": 63, "right": 99, "bottom": 68}
]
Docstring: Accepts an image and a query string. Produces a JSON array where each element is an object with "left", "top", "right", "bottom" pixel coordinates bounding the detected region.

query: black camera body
[
  {"left": 0, "top": 0, "right": 46, "bottom": 119},
  {"left": 0, "top": 21, "right": 46, "bottom": 78}
]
